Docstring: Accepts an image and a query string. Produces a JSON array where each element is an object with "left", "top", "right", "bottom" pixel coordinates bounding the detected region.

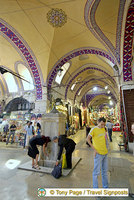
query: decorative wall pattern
[
  {"left": 65, "top": 66, "right": 117, "bottom": 100},
  {"left": 47, "top": 47, "right": 115, "bottom": 98},
  {"left": 81, "top": 92, "right": 117, "bottom": 107},
  {"left": 84, "top": 0, "right": 126, "bottom": 64},
  {"left": 47, "top": 8, "right": 67, "bottom": 28},
  {"left": 74, "top": 78, "right": 117, "bottom": 103},
  {"left": 0, "top": 19, "right": 42, "bottom": 99},
  {"left": 123, "top": 0, "right": 134, "bottom": 82},
  {"left": 98, "top": 103, "right": 111, "bottom": 111}
]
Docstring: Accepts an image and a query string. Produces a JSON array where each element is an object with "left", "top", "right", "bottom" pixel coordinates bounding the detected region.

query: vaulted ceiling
[{"left": 0, "top": 0, "right": 133, "bottom": 108}]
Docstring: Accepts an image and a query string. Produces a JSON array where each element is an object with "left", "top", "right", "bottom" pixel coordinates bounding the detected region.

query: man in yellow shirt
[{"left": 87, "top": 117, "right": 108, "bottom": 192}]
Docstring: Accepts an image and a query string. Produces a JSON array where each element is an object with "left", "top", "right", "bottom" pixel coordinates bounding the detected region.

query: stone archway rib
[
  {"left": 0, "top": 19, "right": 43, "bottom": 100},
  {"left": 47, "top": 47, "right": 116, "bottom": 99}
]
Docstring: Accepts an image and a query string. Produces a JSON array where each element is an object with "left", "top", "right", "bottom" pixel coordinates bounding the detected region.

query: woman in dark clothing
[{"left": 28, "top": 135, "right": 51, "bottom": 169}]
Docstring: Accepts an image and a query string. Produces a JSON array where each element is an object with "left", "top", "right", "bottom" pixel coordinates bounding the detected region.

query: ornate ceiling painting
[
  {"left": 46, "top": 0, "right": 132, "bottom": 107},
  {"left": 47, "top": 8, "right": 67, "bottom": 28},
  {"left": 0, "top": 0, "right": 133, "bottom": 109}
]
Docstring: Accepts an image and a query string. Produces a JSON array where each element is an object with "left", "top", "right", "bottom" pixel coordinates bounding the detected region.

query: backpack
[{"left": 51, "top": 163, "right": 62, "bottom": 179}]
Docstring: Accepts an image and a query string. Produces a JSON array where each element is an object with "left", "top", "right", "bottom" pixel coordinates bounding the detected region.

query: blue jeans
[
  {"left": 6, "top": 131, "right": 15, "bottom": 144},
  {"left": 23, "top": 134, "right": 26, "bottom": 148},
  {"left": 93, "top": 153, "right": 108, "bottom": 188},
  {"left": 108, "top": 128, "right": 112, "bottom": 142}
]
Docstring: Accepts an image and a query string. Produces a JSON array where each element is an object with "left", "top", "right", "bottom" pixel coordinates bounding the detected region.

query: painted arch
[
  {"left": 47, "top": 47, "right": 116, "bottom": 98},
  {"left": 0, "top": 19, "right": 43, "bottom": 99}
]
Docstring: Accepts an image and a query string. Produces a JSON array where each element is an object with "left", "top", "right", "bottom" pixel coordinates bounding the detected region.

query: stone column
[
  {"left": 39, "top": 107, "right": 66, "bottom": 166},
  {"left": 34, "top": 99, "right": 47, "bottom": 113},
  {"left": 34, "top": 86, "right": 47, "bottom": 114}
]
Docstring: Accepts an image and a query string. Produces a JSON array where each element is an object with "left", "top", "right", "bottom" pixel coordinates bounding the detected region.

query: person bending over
[
  {"left": 53, "top": 134, "right": 76, "bottom": 169},
  {"left": 28, "top": 135, "right": 51, "bottom": 169}
]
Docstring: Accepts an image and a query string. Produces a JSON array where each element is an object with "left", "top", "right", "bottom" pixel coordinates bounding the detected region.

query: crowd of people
[{"left": 0, "top": 119, "right": 42, "bottom": 147}]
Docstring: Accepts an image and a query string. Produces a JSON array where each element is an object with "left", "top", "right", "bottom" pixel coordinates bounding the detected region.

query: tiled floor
[{"left": 0, "top": 129, "right": 134, "bottom": 200}]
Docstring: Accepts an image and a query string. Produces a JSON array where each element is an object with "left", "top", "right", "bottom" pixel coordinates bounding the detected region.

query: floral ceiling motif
[{"left": 47, "top": 8, "right": 67, "bottom": 28}]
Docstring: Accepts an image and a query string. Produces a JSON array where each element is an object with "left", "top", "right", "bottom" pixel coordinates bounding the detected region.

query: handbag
[
  {"left": 51, "top": 163, "right": 62, "bottom": 179},
  {"left": 62, "top": 153, "right": 67, "bottom": 169}
]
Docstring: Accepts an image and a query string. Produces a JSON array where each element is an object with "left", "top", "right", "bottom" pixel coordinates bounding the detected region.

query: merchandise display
[
  {"left": 113, "top": 122, "right": 121, "bottom": 132},
  {"left": 0, "top": 112, "right": 42, "bottom": 147}
]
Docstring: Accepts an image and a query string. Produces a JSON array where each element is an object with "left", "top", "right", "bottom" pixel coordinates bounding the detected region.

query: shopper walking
[
  {"left": 53, "top": 134, "right": 76, "bottom": 169},
  {"left": 86, "top": 117, "right": 108, "bottom": 192},
  {"left": 23, "top": 121, "right": 29, "bottom": 148},
  {"left": 36, "top": 122, "right": 41, "bottom": 136},
  {"left": 28, "top": 135, "right": 51, "bottom": 169},
  {"left": 25, "top": 121, "right": 34, "bottom": 147},
  {"left": 6, "top": 121, "right": 17, "bottom": 145},
  {"left": 106, "top": 120, "right": 113, "bottom": 142},
  {"left": 86, "top": 124, "right": 91, "bottom": 146}
]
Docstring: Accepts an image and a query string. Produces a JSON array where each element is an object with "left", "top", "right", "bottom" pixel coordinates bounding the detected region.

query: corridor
[{"left": 0, "top": 128, "right": 134, "bottom": 200}]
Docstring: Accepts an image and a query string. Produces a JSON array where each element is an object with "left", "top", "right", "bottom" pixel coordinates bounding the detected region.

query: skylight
[
  {"left": 71, "top": 83, "right": 76, "bottom": 91},
  {"left": 55, "top": 62, "right": 70, "bottom": 84},
  {"left": 18, "top": 64, "right": 34, "bottom": 91},
  {"left": 78, "top": 90, "right": 82, "bottom": 96},
  {"left": 3, "top": 73, "right": 18, "bottom": 93}
]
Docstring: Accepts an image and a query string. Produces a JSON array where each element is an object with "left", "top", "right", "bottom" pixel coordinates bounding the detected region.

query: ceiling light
[
  {"left": 107, "top": 90, "right": 110, "bottom": 94},
  {"left": 108, "top": 96, "right": 111, "bottom": 99},
  {"left": 93, "top": 87, "right": 98, "bottom": 91},
  {"left": 77, "top": 77, "right": 82, "bottom": 81},
  {"left": 105, "top": 86, "right": 108, "bottom": 90},
  {"left": 109, "top": 100, "right": 113, "bottom": 105}
]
